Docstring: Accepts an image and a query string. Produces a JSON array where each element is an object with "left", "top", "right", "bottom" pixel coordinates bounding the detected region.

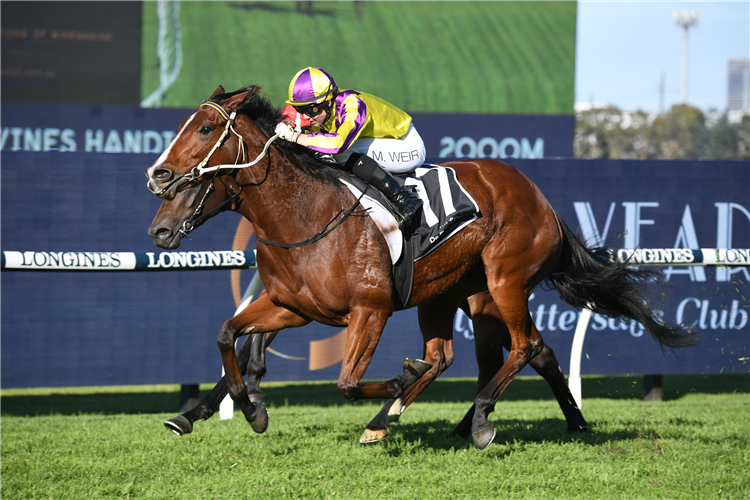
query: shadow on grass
[
  {"left": 364, "top": 417, "right": 672, "bottom": 456},
  {"left": 2, "top": 374, "right": 747, "bottom": 418}
]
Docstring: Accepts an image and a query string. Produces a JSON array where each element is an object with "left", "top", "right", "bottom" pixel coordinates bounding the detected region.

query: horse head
[
  {"left": 146, "top": 85, "right": 267, "bottom": 249},
  {"left": 145, "top": 85, "right": 260, "bottom": 200}
]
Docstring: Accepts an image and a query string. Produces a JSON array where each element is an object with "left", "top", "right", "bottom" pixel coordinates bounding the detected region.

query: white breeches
[{"left": 334, "top": 124, "right": 426, "bottom": 173}]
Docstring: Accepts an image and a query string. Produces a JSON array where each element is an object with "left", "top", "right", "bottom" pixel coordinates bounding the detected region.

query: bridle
[
  {"left": 149, "top": 100, "right": 280, "bottom": 199},
  {"left": 150, "top": 100, "right": 280, "bottom": 238},
  {"left": 155, "top": 99, "right": 368, "bottom": 246}
]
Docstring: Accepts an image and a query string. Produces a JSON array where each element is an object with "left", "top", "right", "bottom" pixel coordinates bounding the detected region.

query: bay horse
[{"left": 146, "top": 85, "right": 697, "bottom": 450}]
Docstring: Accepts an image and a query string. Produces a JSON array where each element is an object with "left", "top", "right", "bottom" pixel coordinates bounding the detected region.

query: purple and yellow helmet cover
[{"left": 287, "top": 67, "right": 338, "bottom": 106}]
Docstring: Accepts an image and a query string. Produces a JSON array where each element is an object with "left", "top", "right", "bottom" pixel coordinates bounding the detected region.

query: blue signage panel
[
  {"left": 412, "top": 113, "right": 574, "bottom": 160},
  {"left": 1, "top": 103, "right": 572, "bottom": 159},
  {"left": 1, "top": 108, "right": 748, "bottom": 389}
]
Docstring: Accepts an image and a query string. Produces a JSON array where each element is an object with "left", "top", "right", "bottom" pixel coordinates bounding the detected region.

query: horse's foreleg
[
  {"left": 246, "top": 330, "right": 279, "bottom": 403},
  {"left": 242, "top": 330, "right": 283, "bottom": 434},
  {"left": 218, "top": 293, "right": 308, "bottom": 431},
  {"left": 164, "top": 330, "right": 280, "bottom": 435},
  {"left": 360, "top": 299, "right": 457, "bottom": 444},
  {"left": 337, "top": 307, "right": 428, "bottom": 402}
]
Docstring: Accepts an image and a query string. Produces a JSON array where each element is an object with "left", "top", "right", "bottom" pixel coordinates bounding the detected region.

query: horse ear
[
  {"left": 223, "top": 85, "right": 262, "bottom": 113},
  {"left": 210, "top": 86, "right": 225, "bottom": 98}
]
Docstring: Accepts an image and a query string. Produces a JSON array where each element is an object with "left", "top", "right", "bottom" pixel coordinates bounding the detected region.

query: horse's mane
[{"left": 209, "top": 85, "right": 343, "bottom": 185}]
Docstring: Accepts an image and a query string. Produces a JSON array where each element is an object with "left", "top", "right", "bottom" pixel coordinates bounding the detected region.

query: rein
[
  {"left": 178, "top": 177, "right": 242, "bottom": 239},
  {"left": 161, "top": 100, "right": 367, "bottom": 247},
  {"left": 255, "top": 190, "right": 368, "bottom": 249}
]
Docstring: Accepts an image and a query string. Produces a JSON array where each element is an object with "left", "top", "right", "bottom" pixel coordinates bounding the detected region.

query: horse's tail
[{"left": 544, "top": 214, "right": 699, "bottom": 349}]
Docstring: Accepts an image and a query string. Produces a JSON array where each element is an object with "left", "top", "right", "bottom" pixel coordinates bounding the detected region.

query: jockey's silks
[{"left": 303, "top": 90, "right": 413, "bottom": 155}]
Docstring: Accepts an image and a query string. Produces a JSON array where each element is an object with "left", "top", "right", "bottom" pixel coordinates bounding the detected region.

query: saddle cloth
[{"left": 340, "top": 164, "right": 480, "bottom": 264}]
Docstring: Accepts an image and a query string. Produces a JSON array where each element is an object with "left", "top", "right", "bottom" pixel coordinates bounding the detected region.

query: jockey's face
[{"left": 304, "top": 100, "right": 330, "bottom": 128}]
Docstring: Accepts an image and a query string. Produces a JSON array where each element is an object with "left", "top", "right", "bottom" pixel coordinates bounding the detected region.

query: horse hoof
[
  {"left": 359, "top": 427, "right": 388, "bottom": 444},
  {"left": 403, "top": 358, "right": 433, "bottom": 378},
  {"left": 164, "top": 415, "right": 192, "bottom": 436},
  {"left": 471, "top": 423, "right": 496, "bottom": 451},
  {"left": 250, "top": 406, "right": 269, "bottom": 434}
]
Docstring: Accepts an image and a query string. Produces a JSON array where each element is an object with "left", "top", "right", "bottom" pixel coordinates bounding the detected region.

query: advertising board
[{"left": 2, "top": 147, "right": 747, "bottom": 389}]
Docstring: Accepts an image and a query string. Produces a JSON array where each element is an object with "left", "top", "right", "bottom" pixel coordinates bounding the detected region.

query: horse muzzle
[
  {"left": 146, "top": 165, "right": 195, "bottom": 200},
  {"left": 148, "top": 220, "right": 184, "bottom": 249}
]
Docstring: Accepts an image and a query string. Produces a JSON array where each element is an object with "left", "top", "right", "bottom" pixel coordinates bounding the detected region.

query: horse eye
[{"left": 200, "top": 125, "right": 213, "bottom": 135}]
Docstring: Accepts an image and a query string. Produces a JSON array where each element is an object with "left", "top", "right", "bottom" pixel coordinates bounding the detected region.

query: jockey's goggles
[{"left": 293, "top": 102, "right": 326, "bottom": 117}]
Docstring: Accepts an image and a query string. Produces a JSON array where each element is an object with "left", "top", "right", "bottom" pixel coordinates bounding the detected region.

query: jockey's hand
[{"left": 274, "top": 122, "right": 297, "bottom": 143}]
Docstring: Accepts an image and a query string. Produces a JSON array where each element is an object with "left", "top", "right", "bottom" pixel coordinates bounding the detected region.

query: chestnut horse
[{"left": 146, "top": 85, "right": 697, "bottom": 450}]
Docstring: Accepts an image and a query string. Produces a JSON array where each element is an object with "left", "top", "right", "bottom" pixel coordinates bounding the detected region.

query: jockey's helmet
[{"left": 286, "top": 67, "right": 338, "bottom": 106}]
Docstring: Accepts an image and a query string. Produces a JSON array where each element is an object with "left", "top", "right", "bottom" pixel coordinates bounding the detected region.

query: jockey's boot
[{"left": 347, "top": 153, "right": 422, "bottom": 230}]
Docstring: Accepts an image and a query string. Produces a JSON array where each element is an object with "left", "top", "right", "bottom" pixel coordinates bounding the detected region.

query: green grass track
[{"left": 2, "top": 375, "right": 748, "bottom": 499}]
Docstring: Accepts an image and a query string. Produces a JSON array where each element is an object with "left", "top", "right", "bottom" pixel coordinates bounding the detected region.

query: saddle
[{"left": 340, "top": 164, "right": 480, "bottom": 309}]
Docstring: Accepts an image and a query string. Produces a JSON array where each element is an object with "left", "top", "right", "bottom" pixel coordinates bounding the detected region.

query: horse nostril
[
  {"left": 152, "top": 168, "right": 173, "bottom": 182},
  {"left": 155, "top": 227, "right": 171, "bottom": 238}
]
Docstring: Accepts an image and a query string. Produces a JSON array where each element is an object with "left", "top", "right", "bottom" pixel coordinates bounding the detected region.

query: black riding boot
[{"left": 346, "top": 153, "right": 422, "bottom": 230}]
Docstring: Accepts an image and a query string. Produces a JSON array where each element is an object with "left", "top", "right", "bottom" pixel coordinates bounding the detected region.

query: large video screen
[
  {"left": 140, "top": 1, "right": 577, "bottom": 114},
  {"left": 1, "top": 1, "right": 142, "bottom": 105}
]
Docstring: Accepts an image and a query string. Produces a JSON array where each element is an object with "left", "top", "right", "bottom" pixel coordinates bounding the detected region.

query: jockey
[{"left": 275, "top": 67, "right": 424, "bottom": 230}]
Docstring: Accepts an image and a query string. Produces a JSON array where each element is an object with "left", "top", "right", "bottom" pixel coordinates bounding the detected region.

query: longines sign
[{"left": 1, "top": 250, "right": 256, "bottom": 271}]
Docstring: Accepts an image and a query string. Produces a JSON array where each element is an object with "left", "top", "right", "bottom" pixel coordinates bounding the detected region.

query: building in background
[{"left": 727, "top": 59, "right": 750, "bottom": 122}]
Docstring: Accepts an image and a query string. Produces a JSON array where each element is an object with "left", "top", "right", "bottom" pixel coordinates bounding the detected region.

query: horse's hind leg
[
  {"left": 164, "top": 331, "right": 279, "bottom": 435},
  {"left": 451, "top": 294, "right": 507, "bottom": 440},
  {"left": 360, "top": 298, "right": 457, "bottom": 444},
  {"left": 471, "top": 285, "right": 544, "bottom": 450},
  {"left": 452, "top": 292, "right": 587, "bottom": 439},
  {"left": 528, "top": 344, "right": 588, "bottom": 432}
]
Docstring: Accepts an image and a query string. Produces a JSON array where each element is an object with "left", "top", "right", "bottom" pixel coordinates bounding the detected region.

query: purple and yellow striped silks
[
  {"left": 286, "top": 67, "right": 337, "bottom": 106},
  {"left": 200, "top": 100, "right": 231, "bottom": 121},
  {"left": 304, "top": 90, "right": 413, "bottom": 155}
]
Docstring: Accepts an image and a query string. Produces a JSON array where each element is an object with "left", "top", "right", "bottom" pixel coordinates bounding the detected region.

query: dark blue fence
[{"left": 2, "top": 121, "right": 748, "bottom": 388}]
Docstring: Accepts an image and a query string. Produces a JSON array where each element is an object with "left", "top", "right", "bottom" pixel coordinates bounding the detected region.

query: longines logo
[
  {"left": 11, "top": 251, "right": 124, "bottom": 269},
  {"left": 145, "top": 250, "right": 246, "bottom": 269}
]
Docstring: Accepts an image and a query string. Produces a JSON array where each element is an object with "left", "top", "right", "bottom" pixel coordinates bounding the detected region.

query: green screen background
[{"left": 141, "top": 1, "right": 576, "bottom": 114}]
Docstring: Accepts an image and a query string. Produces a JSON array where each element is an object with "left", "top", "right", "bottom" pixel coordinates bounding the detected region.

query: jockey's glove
[{"left": 274, "top": 122, "right": 298, "bottom": 143}]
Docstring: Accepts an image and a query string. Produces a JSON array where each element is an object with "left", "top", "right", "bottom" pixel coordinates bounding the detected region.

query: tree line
[{"left": 574, "top": 104, "right": 750, "bottom": 160}]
